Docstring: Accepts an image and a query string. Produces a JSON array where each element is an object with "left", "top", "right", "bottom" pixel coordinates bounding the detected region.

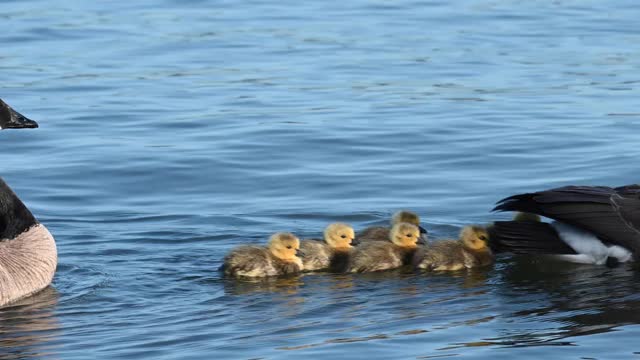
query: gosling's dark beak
[
  {"left": 0, "top": 100, "right": 38, "bottom": 129},
  {"left": 295, "top": 249, "right": 302, "bottom": 257},
  {"left": 419, "top": 226, "right": 428, "bottom": 235},
  {"left": 351, "top": 238, "right": 360, "bottom": 246}
]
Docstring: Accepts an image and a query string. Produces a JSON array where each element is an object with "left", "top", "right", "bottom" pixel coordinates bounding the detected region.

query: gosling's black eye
[
  {"left": 479, "top": 235, "right": 487, "bottom": 241},
  {"left": 286, "top": 245, "right": 292, "bottom": 249},
  {"left": 406, "top": 233, "right": 413, "bottom": 237},
  {"left": 340, "top": 235, "right": 346, "bottom": 239}
]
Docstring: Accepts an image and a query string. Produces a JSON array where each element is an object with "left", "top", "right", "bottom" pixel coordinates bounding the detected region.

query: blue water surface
[{"left": 2, "top": 0, "right": 640, "bottom": 358}]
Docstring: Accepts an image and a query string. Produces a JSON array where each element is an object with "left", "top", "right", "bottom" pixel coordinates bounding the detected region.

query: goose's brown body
[{"left": 0, "top": 225, "right": 57, "bottom": 307}]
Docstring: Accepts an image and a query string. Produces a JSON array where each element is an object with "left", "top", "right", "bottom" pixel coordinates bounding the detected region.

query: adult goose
[
  {"left": 0, "top": 100, "right": 56, "bottom": 307},
  {"left": 490, "top": 185, "right": 640, "bottom": 266}
]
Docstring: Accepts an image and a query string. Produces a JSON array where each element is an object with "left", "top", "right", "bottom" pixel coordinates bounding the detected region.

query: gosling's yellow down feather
[
  {"left": 414, "top": 225, "right": 493, "bottom": 271},
  {"left": 221, "top": 232, "right": 303, "bottom": 278},
  {"left": 299, "top": 223, "right": 356, "bottom": 272},
  {"left": 349, "top": 222, "right": 422, "bottom": 273},
  {"left": 357, "top": 210, "right": 427, "bottom": 244}
]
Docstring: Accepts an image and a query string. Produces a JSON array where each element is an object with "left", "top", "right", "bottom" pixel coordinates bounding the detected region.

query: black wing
[
  {"left": 612, "top": 185, "right": 640, "bottom": 233},
  {"left": 493, "top": 185, "right": 640, "bottom": 254},
  {"left": 488, "top": 221, "right": 576, "bottom": 255}
]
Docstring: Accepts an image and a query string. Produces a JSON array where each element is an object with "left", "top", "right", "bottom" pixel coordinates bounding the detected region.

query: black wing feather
[
  {"left": 493, "top": 184, "right": 640, "bottom": 255},
  {"left": 489, "top": 221, "right": 576, "bottom": 255}
]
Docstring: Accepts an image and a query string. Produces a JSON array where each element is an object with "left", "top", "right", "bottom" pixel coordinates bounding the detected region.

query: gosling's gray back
[
  {"left": 349, "top": 242, "right": 411, "bottom": 273},
  {"left": 414, "top": 240, "right": 464, "bottom": 270},
  {"left": 414, "top": 240, "right": 493, "bottom": 270},
  {"left": 222, "top": 246, "right": 278, "bottom": 277},
  {"left": 299, "top": 239, "right": 332, "bottom": 271},
  {"left": 356, "top": 226, "right": 390, "bottom": 243},
  {"left": 222, "top": 245, "right": 301, "bottom": 277},
  {"left": 299, "top": 239, "right": 353, "bottom": 272}
]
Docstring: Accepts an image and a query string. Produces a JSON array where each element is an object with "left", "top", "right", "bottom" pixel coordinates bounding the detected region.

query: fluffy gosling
[
  {"left": 299, "top": 223, "right": 357, "bottom": 272},
  {"left": 349, "top": 222, "right": 422, "bottom": 273},
  {"left": 357, "top": 210, "right": 428, "bottom": 244},
  {"left": 414, "top": 225, "right": 493, "bottom": 271},
  {"left": 221, "top": 232, "right": 303, "bottom": 278}
]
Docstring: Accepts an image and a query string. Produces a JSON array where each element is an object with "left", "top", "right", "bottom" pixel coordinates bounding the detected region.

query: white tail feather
[{"left": 551, "top": 222, "right": 632, "bottom": 265}]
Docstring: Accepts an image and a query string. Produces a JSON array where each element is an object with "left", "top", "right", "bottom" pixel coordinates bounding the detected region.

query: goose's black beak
[
  {"left": 351, "top": 238, "right": 360, "bottom": 246},
  {"left": 295, "top": 249, "right": 302, "bottom": 257},
  {"left": 0, "top": 100, "right": 39, "bottom": 129}
]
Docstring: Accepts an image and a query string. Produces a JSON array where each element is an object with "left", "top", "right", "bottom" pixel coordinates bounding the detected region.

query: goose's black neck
[{"left": 0, "top": 178, "right": 37, "bottom": 240}]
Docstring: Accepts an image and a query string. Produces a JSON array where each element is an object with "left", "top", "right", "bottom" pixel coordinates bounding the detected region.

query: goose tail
[{"left": 488, "top": 221, "right": 576, "bottom": 255}]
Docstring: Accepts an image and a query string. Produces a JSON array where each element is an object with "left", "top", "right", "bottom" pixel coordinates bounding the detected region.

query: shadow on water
[{"left": 0, "top": 287, "right": 61, "bottom": 359}]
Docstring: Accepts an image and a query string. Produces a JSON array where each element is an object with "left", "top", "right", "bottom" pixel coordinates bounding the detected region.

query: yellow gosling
[
  {"left": 299, "top": 223, "right": 356, "bottom": 272},
  {"left": 414, "top": 225, "right": 493, "bottom": 271},
  {"left": 357, "top": 210, "right": 427, "bottom": 243},
  {"left": 221, "top": 232, "right": 302, "bottom": 278},
  {"left": 349, "top": 222, "right": 422, "bottom": 273}
]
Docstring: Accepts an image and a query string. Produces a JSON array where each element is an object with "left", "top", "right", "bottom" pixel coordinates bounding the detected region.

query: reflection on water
[
  {"left": 215, "top": 268, "right": 498, "bottom": 355},
  {"left": 0, "top": 287, "right": 60, "bottom": 360},
  {"left": 214, "top": 260, "right": 640, "bottom": 357},
  {"left": 446, "top": 257, "right": 640, "bottom": 349},
  {"left": 222, "top": 276, "right": 304, "bottom": 296}
]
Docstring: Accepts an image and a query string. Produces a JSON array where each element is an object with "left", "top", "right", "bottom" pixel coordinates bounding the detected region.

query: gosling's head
[
  {"left": 268, "top": 232, "right": 301, "bottom": 262},
  {"left": 324, "top": 222, "right": 356, "bottom": 250},
  {"left": 513, "top": 212, "right": 541, "bottom": 222},
  {"left": 392, "top": 210, "right": 420, "bottom": 226},
  {"left": 460, "top": 226, "right": 490, "bottom": 251},
  {"left": 391, "top": 210, "right": 428, "bottom": 241},
  {"left": 389, "top": 222, "right": 421, "bottom": 248}
]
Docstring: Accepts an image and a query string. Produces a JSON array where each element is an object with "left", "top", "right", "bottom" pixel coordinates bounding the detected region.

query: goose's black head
[{"left": 0, "top": 99, "right": 38, "bottom": 129}]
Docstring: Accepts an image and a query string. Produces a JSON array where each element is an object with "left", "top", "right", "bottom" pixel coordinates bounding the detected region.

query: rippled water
[{"left": 2, "top": 0, "right": 640, "bottom": 358}]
